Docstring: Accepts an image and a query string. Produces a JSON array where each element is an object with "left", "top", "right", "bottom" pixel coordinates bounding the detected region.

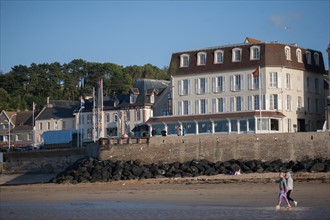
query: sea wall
[
  {"left": 2, "top": 144, "right": 99, "bottom": 174},
  {"left": 99, "top": 132, "right": 330, "bottom": 164}
]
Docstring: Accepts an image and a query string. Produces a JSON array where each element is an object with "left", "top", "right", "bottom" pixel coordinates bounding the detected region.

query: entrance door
[{"left": 297, "top": 119, "right": 305, "bottom": 132}]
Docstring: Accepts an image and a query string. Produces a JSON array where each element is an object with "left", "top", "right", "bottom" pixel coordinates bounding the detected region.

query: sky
[{"left": 1, "top": 0, "right": 329, "bottom": 73}]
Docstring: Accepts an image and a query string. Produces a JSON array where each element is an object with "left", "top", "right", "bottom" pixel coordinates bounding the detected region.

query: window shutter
[
  {"left": 265, "top": 94, "right": 269, "bottom": 110},
  {"left": 212, "top": 98, "right": 216, "bottom": 113},
  {"left": 212, "top": 77, "right": 216, "bottom": 93},
  {"left": 230, "top": 97, "right": 235, "bottom": 111},
  {"left": 240, "top": 74, "right": 244, "bottom": 91},
  {"left": 248, "top": 74, "right": 252, "bottom": 90},
  {"left": 248, "top": 96, "right": 252, "bottom": 111},
  {"left": 241, "top": 96, "right": 244, "bottom": 111},
  {"left": 222, "top": 76, "right": 226, "bottom": 92},
  {"left": 205, "top": 78, "right": 209, "bottom": 93},
  {"left": 205, "top": 99, "right": 209, "bottom": 113},
  {"left": 195, "top": 79, "right": 198, "bottom": 94},
  {"left": 188, "top": 101, "right": 191, "bottom": 114},
  {"left": 223, "top": 98, "right": 226, "bottom": 112},
  {"left": 188, "top": 80, "right": 191, "bottom": 95},
  {"left": 178, "top": 101, "right": 182, "bottom": 115},
  {"left": 195, "top": 100, "right": 199, "bottom": 114},
  {"left": 178, "top": 80, "right": 182, "bottom": 95},
  {"left": 230, "top": 75, "right": 234, "bottom": 91},
  {"left": 278, "top": 94, "right": 282, "bottom": 110}
]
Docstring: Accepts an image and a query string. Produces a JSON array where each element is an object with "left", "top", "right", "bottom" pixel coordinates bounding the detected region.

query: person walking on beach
[
  {"left": 286, "top": 171, "right": 298, "bottom": 207},
  {"left": 275, "top": 171, "right": 291, "bottom": 209}
]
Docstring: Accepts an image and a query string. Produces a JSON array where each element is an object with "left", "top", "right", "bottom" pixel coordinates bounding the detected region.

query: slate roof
[{"left": 36, "top": 100, "right": 77, "bottom": 120}]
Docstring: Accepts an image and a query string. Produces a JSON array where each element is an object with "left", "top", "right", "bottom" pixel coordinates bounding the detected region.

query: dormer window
[
  {"left": 214, "top": 50, "right": 224, "bottom": 64},
  {"left": 150, "top": 93, "right": 155, "bottom": 103},
  {"left": 296, "top": 49, "right": 302, "bottom": 63},
  {"left": 197, "top": 52, "right": 207, "bottom": 66},
  {"left": 306, "top": 51, "right": 312, "bottom": 64},
  {"left": 129, "top": 88, "right": 139, "bottom": 104},
  {"left": 314, "top": 52, "right": 319, "bottom": 66},
  {"left": 250, "top": 46, "right": 260, "bottom": 60},
  {"left": 180, "top": 54, "right": 189, "bottom": 67},
  {"left": 232, "top": 48, "right": 242, "bottom": 62},
  {"left": 285, "top": 46, "right": 291, "bottom": 60}
]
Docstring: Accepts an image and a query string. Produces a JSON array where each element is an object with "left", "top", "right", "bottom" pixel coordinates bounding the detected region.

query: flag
[
  {"left": 80, "top": 96, "right": 85, "bottom": 107},
  {"left": 252, "top": 66, "right": 260, "bottom": 78},
  {"left": 32, "top": 102, "right": 36, "bottom": 111}
]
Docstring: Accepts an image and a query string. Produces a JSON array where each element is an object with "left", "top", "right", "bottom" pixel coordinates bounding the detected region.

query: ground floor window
[
  {"left": 239, "top": 119, "right": 247, "bottom": 133},
  {"left": 248, "top": 119, "right": 255, "bottom": 132},
  {"left": 271, "top": 119, "right": 279, "bottom": 131},
  {"left": 183, "top": 122, "right": 196, "bottom": 134},
  {"left": 198, "top": 121, "right": 212, "bottom": 133},
  {"left": 214, "top": 120, "right": 229, "bottom": 132},
  {"left": 167, "top": 123, "right": 179, "bottom": 135}
]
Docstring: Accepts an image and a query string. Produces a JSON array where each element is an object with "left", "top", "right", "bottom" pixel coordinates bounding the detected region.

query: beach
[{"left": 1, "top": 172, "right": 329, "bottom": 220}]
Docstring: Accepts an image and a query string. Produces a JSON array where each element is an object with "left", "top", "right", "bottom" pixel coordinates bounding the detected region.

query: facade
[
  {"left": 147, "top": 38, "right": 326, "bottom": 135},
  {"left": 0, "top": 110, "right": 34, "bottom": 150}
]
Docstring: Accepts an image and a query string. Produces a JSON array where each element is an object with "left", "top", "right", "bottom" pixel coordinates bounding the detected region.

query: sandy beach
[{"left": 1, "top": 172, "right": 330, "bottom": 220}]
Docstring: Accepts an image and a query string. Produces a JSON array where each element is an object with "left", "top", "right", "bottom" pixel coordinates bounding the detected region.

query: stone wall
[
  {"left": 99, "top": 132, "right": 330, "bottom": 164},
  {"left": 2, "top": 144, "right": 99, "bottom": 174}
]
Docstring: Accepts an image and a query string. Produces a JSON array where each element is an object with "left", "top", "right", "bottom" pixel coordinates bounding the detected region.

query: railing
[{"left": 99, "top": 137, "right": 150, "bottom": 146}]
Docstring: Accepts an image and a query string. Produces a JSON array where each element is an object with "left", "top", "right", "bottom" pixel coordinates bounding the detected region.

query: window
[
  {"left": 250, "top": 46, "right": 260, "bottom": 60},
  {"left": 297, "top": 96, "right": 303, "bottom": 109},
  {"left": 183, "top": 100, "right": 190, "bottom": 115},
  {"left": 296, "top": 49, "right": 302, "bottom": 63},
  {"left": 136, "top": 110, "right": 141, "bottom": 121},
  {"left": 130, "top": 94, "right": 136, "bottom": 104},
  {"left": 306, "top": 51, "right": 312, "bottom": 64},
  {"left": 285, "top": 46, "right": 291, "bottom": 60},
  {"left": 236, "top": 96, "right": 243, "bottom": 111},
  {"left": 39, "top": 122, "right": 42, "bottom": 130},
  {"left": 307, "top": 77, "right": 311, "bottom": 91},
  {"left": 16, "top": 134, "right": 23, "bottom": 141},
  {"left": 218, "top": 98, "right": 226, "bottom": 112},
  {"left": 248, "top": 73, "right": 259, "bottom": 90},
  {"left": 195, "top": 78, "right": 208, "bottom": 94},
  {"left": 230, "top": 97, "right": 235, "bottom": 111},
  {"left": 212, "top": 76, "right": 225, "bottom": 93},
  {"left": 270, "top": 94, "right": 278, "bottom": 110},
  {"left": 195, "top": 100, "right": 199, "bottom": 114},
  {"left": 47, "top": 122, "right": 50, "bottom": 130},
  {"left": 254, "top": 95, "right": 260, "bottom": 110},
  {"left": 178, "top": 79, "right": 190, "bottom": 95},
  {"left": 127, "top": 111, "right": 130, "bottom": 121},
  {"left": 106, "top": 113, "right": 110, "bottom": 122},
  {"left": 214, "top": 50, "right": 224, "bottom": 64},
  {"left": 28, "top": 133, "right": 32, "bottom": 140},
  {"left": 87, "top": 114, "right": 92, "bottom": 124},
  {"left": 232, "top": 48, "right": 242, "bottom": 62},
  {"left": 285, "top": 73, "right": 291, "bottom": 89},
  {"left": 230, "top": 75, "right": 244, "bottom": 91},
  {"left": 197, "top": 52, "right": 207, "bottom": 65},
  {"left": 269, "top": 72, "right": 278, "bottom": 88},
  {"left": 315, "top": 78, "right": 319, "bottom": 93},
  {"left": 314, "top": 52, "right": 319, "bottom": 66},
  {"left": 200, "top": 99, "right": 208, "bottom": 114},
  {"left": 286, "top": 95, "right": 292, "bottom": 111},
  {"left": 178, "top": 101, "right": 182, "bottom": 115},
  {"left": 150, "top": 93, "right": 155, "bottom": 103},
  {"left": 62, "top": 121, "right": 66, "bottom": 129},
  {"left": 180, "top": 54, "right": 189, "bottom": 67}
]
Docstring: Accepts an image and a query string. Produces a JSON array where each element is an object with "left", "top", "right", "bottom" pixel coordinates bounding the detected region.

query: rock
[{"left": 309, "top": 163, "right": 325, "bottom": 172}]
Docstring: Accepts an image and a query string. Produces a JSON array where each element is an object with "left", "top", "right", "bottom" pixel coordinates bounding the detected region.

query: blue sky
[{"left": 1, "top": 0, "right": 329, "bottom": 73}]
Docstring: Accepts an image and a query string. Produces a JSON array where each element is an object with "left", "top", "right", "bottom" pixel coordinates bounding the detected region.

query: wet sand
[{"left": 1, "top": 173, "right": 329, "bottom": 220}]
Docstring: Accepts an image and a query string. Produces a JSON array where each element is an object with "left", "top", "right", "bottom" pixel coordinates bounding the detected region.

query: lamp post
[
  {"left": 6, "top": 114, "right": 17, "bottom": 152},
  {"left": 77, "top": 106, "right": 84, "bottom": 147}
]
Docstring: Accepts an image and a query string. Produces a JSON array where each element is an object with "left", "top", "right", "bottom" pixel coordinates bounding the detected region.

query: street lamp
[
  {"left": 77, "top": 106, "right": 85, "bottom": 147},
  {"left": 6, "top": 114, "right": 17, "bottom": 152}
]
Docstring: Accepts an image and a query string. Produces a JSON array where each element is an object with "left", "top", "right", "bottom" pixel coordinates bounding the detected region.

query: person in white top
[{"left": 285, "top": 171, "right": 298, "bottom": 207}]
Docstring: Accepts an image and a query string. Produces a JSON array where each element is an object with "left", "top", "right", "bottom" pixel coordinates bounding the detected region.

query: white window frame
[
  {"left": 214, "top": 50, "right": 224, "bottom": 64},
  {"left": 230, "top": 74, "right": 244, "bottom": 91},
  {"left": 286, "top": 95, "right": 292, "bottom": 111},
  {"left": 285, "top": 73, "right": 291, "bottom": 89},
  {"left": 269, "top": 94, "right": 278, "bottom": 110},
  {"left": 218, "top": 97, "right": 226, "bottom": 112},
  {"left": 212, "top": 76, "right": 225, "bottom": 93},
  {"left": 195, "top": 78, "right": 208, "bottom": 94},
  {"left": 180, "top": 54, "right": 190, "bottom": 67},
  {"left": 269, "top": 72, "right": 279, "bottom": 88},
  {"left": 285, "top": 46, "right": 291, "bottom": 60},
  {"left": 183, "top": 100, "right": 190, "bottom": 115},
  {"left": 250, "top": 46, "right": 260, "bottom": 60},
  {"left": 197, "top": 52, "right": 207, "bottom": 66},
  {"left": 296, "top": 49, "right": 302, "bottom": 63},
  {"left": 232, "top": 48, "right": 242, "bottom": 62}
]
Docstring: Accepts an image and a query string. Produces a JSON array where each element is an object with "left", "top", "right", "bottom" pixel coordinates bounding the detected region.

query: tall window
[
  {"left": 197, "top": 52, "right": 207, "bottom": 65},
  {"left": 47, "top": 122, "right": 50, "bottom": 130},
  {"left": 285, "top": 46, "right": 291, "bottom": 60},
  {"left": 270, "top": 94, "right": 278, "bottom": 110},
  {"left": 180, "top": 54, "right": 189, "bottom": 67},
  {"left": 232, "top": 48, "right": 242, "bottom": 62},
  {"left": 236, "top": 96, "right": 243, "bottom": 111},
  {"left": 230, "top": 97, "right": 235, "bottom": 111},
  {"left": 297, "top": 96, "right": 303, "bottom": 109},
  {"left": 195, "top": 78, "right": 208, "bottom": 94},
  {"left": 200, "top": 99, "right": 208, "bottom": 114},
  {"left": 218, "top": 98, "right": 226, "bottom": 112},
  {"left": 254, "top": 95, "right": 260, "bottom": 110},
  {"left": 285, "top": 73, "right": 291, "bottom": 89},
  {"left": 212, "top": 76, "right": 225, "bottom": 93},
  {"left": 230, "top": 75, "right": 243, "bottom": 91},
  {"left": 248, "top": 74, "right": 259, "bottom": 90},
  {"left": 136, "top": 110, "right": 141, "bottom": 121},
  {"left": 315, "top": 78, "right": 319, "bottom": 93},
  {"left": 183, "top": 100, "right": 190, "bottom": 115},
  {"left": 296, "top": 49, "right": 302, "bottom": 63},
  {"left": 286, "top": 95, "right": 292, "bottom": 111},
  {"left": 269, "top": 72, "right": 278, "bottom": 88},
  {"left": 214, "top": 50, "right": 224, "bottom": 64},
  {"left": 250, "top": 46, "right": 260, "bottom": 60},
  {"left": 178, "top": 79, "right": 190, "bottom": 95}
]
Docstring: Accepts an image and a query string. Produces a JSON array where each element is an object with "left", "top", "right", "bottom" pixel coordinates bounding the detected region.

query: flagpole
[{"left": 259, "top": 66, "right": 262, "bottom": 133}]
